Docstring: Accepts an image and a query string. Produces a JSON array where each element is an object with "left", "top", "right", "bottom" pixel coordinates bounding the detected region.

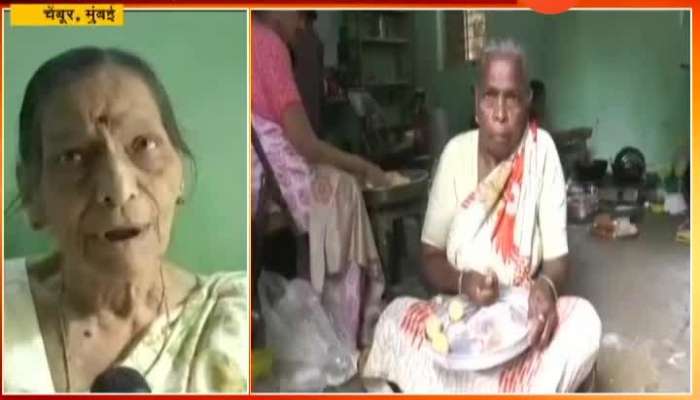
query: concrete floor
[
  {"left": 566, "top": 213, "right": 690, "bottom": 392},
  {"left": 254, "top": 212, "right": 690, "bottom": 393},
  {"left": 389, "top": 212, "right": 690, "bottom": 393}
]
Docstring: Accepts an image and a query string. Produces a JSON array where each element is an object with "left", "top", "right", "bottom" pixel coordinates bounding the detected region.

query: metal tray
[
  {"left": 429, "top": 288, "right": 531, "bottom": 371},
  {"left": 362, "top": 168, "right": 430, "bottom": 209}
]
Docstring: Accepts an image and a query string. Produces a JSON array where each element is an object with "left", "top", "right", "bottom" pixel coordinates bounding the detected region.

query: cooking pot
[{"left": 612, "top": 147, "right": 646, "bottom": 184}]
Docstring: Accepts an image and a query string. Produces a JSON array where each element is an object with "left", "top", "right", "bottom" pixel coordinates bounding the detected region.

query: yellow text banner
[{"left": 10, "top": 4, "right": 124, "bottom": 26}]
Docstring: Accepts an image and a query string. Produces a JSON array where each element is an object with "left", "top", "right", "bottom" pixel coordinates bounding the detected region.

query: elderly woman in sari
[
  {"left": 362, "top": 39, "right": 601, "bottom": 392},
  {"left": 252, "top": 11, "right": 387, "bottom": 354},
  {"left": 4, "top": 47, "right": 247, "bottom": 393}
]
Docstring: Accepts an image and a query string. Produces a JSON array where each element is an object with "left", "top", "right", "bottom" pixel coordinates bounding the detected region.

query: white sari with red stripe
[
  {"left": 362, "top": 127, "right": 601, "bottom": 393},
  {"left": 446, "top": 124, "right": 542, "bottom": 286}
]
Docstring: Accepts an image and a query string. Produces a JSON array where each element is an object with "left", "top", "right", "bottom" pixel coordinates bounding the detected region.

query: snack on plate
[
  {"left": 431, "top": 332, "right": 449, "bottom": 354},
  {"left": 386, "top": 171, "right": 411, "bottom": 186},
  {"left": 425, "top": 315, "right": 443, "bottom": 340},
  {"left": 364, "top": 171, "right": 410, "bottom": 190},
  {"left": 427, "top": 290, "right": 532, "bottom": 370},
  {"left": 448, "top": 299, "right": 465, "bottom": 322}
]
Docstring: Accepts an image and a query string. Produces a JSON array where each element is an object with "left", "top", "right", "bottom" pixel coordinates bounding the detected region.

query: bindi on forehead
[
  {"left": 41, "top": 66, "right": 166, "bottom": 147},
  {"left": 75, "top": 71, "right": 158, "bottom": 122}
]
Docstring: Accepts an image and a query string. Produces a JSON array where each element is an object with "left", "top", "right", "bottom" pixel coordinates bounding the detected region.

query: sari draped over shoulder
[{"left": 3, "top": 258, "right": 248, "bottom": 393}]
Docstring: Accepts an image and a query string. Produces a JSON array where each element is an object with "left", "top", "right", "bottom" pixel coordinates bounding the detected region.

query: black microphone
[{"left": 90, "top": 366, "right": 152, "bottom": 393}]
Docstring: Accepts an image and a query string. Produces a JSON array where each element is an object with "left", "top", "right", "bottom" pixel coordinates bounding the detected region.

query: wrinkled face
[
  {"left": 273, "top": 11, "right": 305, "bottom": 46},
  {"left": 34, "top": 65, "right": 183, "bottom": 271},
  {"left": 475, "top": 55, "right": 531, "bottom": 160}
]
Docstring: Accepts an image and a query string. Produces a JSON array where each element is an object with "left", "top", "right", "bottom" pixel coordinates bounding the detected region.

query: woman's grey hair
[{"left": 476, "top": 38, "right": 530, "bottom": 91}]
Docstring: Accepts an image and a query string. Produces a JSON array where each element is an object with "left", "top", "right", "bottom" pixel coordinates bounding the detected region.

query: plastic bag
[{"left": 258, "top": 271, "right": 356, "bottom": 392}]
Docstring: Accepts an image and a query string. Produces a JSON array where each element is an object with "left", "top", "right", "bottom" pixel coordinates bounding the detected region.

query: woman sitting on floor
[{"left": 362, "top": 39, "right": 601, "bottom": 393}]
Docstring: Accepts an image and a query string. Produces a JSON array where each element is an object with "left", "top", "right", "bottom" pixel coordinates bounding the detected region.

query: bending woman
[
  {"left": 252, "top": 11, "right": 386, "bottom": 351},
  {"left": 362, "top": 39, "right": 601, "bottom": 393}
]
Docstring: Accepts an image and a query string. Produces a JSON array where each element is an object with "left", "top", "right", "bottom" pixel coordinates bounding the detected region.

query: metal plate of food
[
  {"left": 427, "top": 288, "right": 531, "bottom": 371},
  {"left": 362, "top": 168, "right": 430, "bottom": 208}
]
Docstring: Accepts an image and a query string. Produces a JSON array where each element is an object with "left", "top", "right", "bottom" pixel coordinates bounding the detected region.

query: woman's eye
[
  {"left": 132, "top": 136, "right": 158, "bottom": 152},
  {"left": 58, "top": 150, "right": 84, "bottom": 166}
]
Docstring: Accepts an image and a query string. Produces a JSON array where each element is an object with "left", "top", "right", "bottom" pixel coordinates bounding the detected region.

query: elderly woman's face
[
  {"left": 476, "top": 56, "right": 530, "bottom": 160},
  {"left": 35, "top": 65, "right": 183, "bottom": 270}
]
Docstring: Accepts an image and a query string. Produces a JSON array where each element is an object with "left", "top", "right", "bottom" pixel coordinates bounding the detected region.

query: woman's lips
[
  {"left": 103, "top": 226, "right": 148, "bottom": 242},
  {"left": 491, "top": 134, "right": 510, "bottom": 144}
]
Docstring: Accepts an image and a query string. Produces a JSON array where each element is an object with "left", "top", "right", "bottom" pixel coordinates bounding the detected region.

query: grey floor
[
  {"left": 253, "top": 212, "right": 690, "bottom": 393},
  {"left": 389, "top": 212, "right": 690, "bottom": 393}
]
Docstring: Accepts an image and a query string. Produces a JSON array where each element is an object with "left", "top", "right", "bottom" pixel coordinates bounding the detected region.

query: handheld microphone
[{"left": 90, "top": 366, "right": 152, "bottom": 393}]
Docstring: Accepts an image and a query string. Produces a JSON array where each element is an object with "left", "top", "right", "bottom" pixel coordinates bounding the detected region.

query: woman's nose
[
  {"left": 493, "top": 97, "right": 507, "bottom": 122},
  {"left": 95, "top": 151, "right": 137, "bottom": 208}
]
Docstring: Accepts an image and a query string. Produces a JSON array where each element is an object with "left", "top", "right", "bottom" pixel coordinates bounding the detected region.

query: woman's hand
[
  {"left": 463, "top": 270, "right": 499, "bottom": 306},
  {"left": 361, "top": 160, "right": 390, "bottom": 188},
  {"left": 527, "top": 277, "right": 558, "bottom": 349}
]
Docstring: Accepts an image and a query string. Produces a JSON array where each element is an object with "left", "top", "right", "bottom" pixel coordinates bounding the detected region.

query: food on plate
[
  {"left": 429, "top": 292, "right": 532, "bottom": 369},
  {"left": 387, "top": 171, "right": 411, "bottom": 186},
  {"left": 448, "top": 299, "right": 465, "bottom": 322},
  {"left": 425, "top": 315, "right": 443, "bottom": 340},
  {"left": 431, "top": 332, "right": 449, "bottom": 354},
  {"left": 364, "top": 171, "right": 410, "bottom": 189}
]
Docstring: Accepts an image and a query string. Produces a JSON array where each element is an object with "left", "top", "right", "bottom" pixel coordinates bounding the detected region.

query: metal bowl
[
  {"left": 363, "top": 169, "right": 430, "bottom": 209},
  {"left": 613, "top": 147, "right": 646, "bottom": 184}
]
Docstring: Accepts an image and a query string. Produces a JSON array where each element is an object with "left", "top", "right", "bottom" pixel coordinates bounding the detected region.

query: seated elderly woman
[
  {"left": 4, "top": 47, "right": 247, "bottom": 393},
  {"left": 362, "top": 39, "right": 601, "bottom": 392}
]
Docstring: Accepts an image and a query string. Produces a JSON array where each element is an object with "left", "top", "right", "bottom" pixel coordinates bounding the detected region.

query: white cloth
[
  {"left": 3, "top": 258, "right": 249, "bottom": 393},
  {"left": 363, "top": 296, "right": 601, "bottom": 393},
  {"left": 3, "top": 259, "right": 54, "bottom": 392},
  {"left": 422, "top": 128, "right": 568, "bottom": 285}
]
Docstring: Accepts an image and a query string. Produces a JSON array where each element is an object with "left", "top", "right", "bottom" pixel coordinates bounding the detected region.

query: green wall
[
  {"left": 3, "top": 11, "right": 248, "bottom": 274},
  {"left": 545, "top": 11, "right": 690, "bottom": 171},
  {"left": 413, "top": 11, "right": 553, "bottom": 135},
  {"left": 414, "top": 10, "right": 690, "bottom": 171}
]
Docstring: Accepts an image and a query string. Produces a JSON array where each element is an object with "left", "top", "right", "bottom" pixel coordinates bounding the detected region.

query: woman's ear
[{"left": 17, "top": 163, "right": 45, "bottom": 230}]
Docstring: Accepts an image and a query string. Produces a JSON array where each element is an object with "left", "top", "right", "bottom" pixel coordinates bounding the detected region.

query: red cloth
[{"left": 252, "top": 21, "right": 302, "bottom": 126}]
